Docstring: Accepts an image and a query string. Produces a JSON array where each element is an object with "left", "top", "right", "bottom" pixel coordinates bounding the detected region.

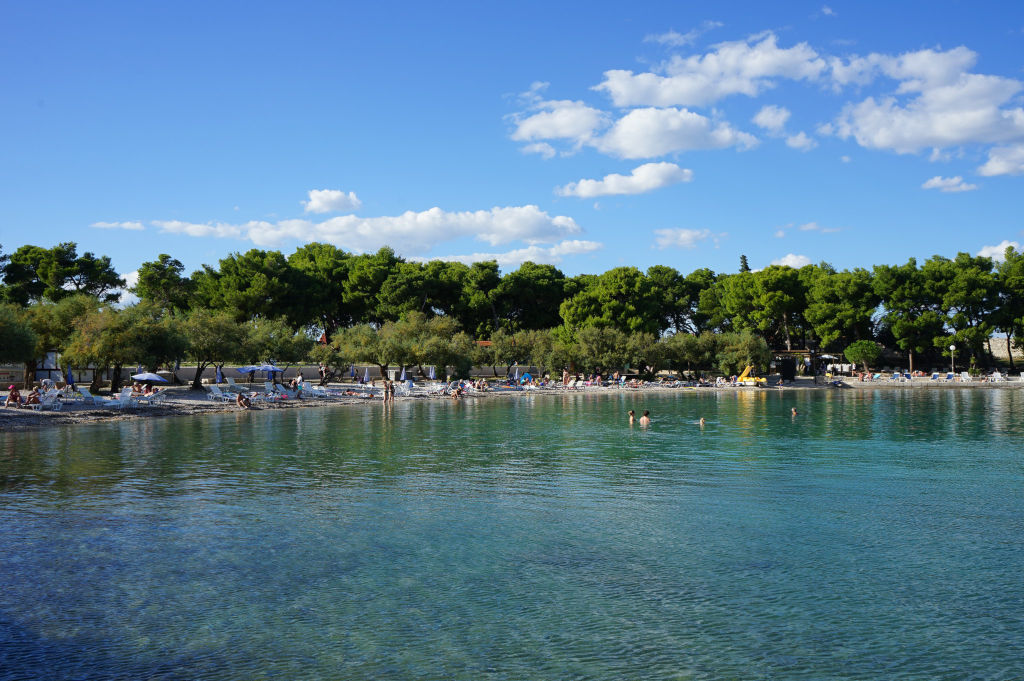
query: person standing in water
[
  {"left": 628, "top": 410, "right": 635, "bottom": 425},
  {"left": 791, "top": 407, "right": 798, "bottom": 417},
  {"left": 639, "top": 410, "right": 651, "bottom": 426},
  {"left": 699, "top": 417, "right": 706, "bottom": 428}
]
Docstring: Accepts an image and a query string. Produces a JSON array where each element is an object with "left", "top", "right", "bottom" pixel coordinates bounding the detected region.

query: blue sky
[{"left": 3, "top": 1, "right": 1024, "bottom": 289}]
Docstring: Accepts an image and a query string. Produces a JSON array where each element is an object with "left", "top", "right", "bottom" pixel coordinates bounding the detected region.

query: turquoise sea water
[{"left": 2, "top": 389, "right": 1023, "bottom": 680}]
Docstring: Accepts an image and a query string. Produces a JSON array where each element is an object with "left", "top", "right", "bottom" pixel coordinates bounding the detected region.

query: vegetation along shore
[{"left": 3, "top": 241, "right": 1024, "bottom": 419}]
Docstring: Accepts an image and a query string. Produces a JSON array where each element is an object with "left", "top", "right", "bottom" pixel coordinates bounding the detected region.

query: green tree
[
  {"left": 181, "top": 309, "right": 247, "bottom": 390},
  {"left": 559, "top": 267, "right": 663, "bottom": 337},
  {"left": 844, "top": 340, "right": 881, "bottom": 372},
  {"left": 2, "top": 243, "right": 124, "bottom": 305},
  {"left": 995, "top": 245, "right": 1024, "bottom": 369},
  {"left": 804, "top": 265, "right": 880, "bottom": 350},
  {"left": 873, "top": 258, "right": 946, "bottom": 373},
  {"left": 133, "top": 254, "right": 194, "bottom": 312},
  {"left": 494, "top": 261, "right": 567, "bottom": 332},
  {"left": 0, "top": 303, "right": 38, "bottom": 365},
  {"left": 716, "top": 330, "right": 770, "bottom": 376},
  {"left": 244, "top": 318, "right": 314, "bottom": 371},
  {"left": 286, "top": 243, "right": 354, "bottom": 337}
]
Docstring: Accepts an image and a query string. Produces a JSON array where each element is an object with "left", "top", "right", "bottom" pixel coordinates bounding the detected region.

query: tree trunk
[
  {"left": 110, "top": 363, "right": 124, "bottom": 393},
  {"left": 783, "top": 312, "right": 792, "bottom": 351},
  {"left": 191, "top": 361, "right": 210, "bottom": 391},
  {"left": 908, "top": 350, "right": 914, "bottom": 375},
  {"left": 1007, "top": 334, "right": 1016, "bottom": 371},
  {"left": 23, "top": 359, "right": 38, "bottom": 388}
]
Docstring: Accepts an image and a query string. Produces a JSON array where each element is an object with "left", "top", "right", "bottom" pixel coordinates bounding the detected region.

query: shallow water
[{"left": 2, "top": 389, "right": 1023, "bottom": 679}]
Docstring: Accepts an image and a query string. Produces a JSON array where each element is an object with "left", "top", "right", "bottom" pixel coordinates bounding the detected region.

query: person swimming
[
  {"left": 699, "top": 417, "right": 705, "bottom": 427},
  {"left": 639, "top": 410, "right": 651, "bottom": 426},
  {"left": 791, "top": 407, "right": 798, "bottom": 416},
  {"left": 628, "top": 409, "right": 635, "bottom": 425}
]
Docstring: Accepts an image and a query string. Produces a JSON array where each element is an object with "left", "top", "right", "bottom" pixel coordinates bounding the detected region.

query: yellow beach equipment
[{"left": 737, "top": 365, "right": 767, "bottom": 386}]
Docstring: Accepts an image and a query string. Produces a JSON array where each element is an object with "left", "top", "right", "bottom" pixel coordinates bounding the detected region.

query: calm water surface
[{"left": 2, "top": 389, "right": 1023, "bottom": 680}]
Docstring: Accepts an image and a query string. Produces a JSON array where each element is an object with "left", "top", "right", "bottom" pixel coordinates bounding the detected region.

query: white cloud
[
  {"left": 302, "top": 189, "right": 362, "bottom": 214},
  {"left": 425, "top": 240, "right": 603, "bottom": 268},
  {"left": 522, "top": 142, "right": 556, "bottom": 159},
  {"left": 154, "top": 205, "right": 582, "bottom": 255},
  {"left": 796, "top": 221, "right": 840, "bottom": 233},
  {"left": 113, "top": 270, "right": 140, "bottom": 307},
  {"left": 978, "top": 240, "right": 1021, "bottom": 261},
  {"left": 595, "top": 33, "right": 826, "bottom": 108},
  {"left": 840, "top": 155, "right": 851, "bottom": 162},
  {"left": 596, "top": 107, "right": 758, "bottom": 158},
  {"left": 786, "top": 131, "right": 818, "bottom": 150},
  {"left": 91, "top": 221, "right": 144, "bottom": 231},
  {"left": 653, "top": 228, "right": 719, "bottom": 249},
  {"left": 556, "top": 162, "right": 693, "bottom": 198},
  {"left": 921, "top": 175, "right": 978, "bottom": 192},
  {"left": 829, "top": 46, "right": 1024, "bottom": 155},
  {"left": 510, "top": 97, "right": 608, "bottom": 150},
  {"left": 821, "top": 5, "right": 836, "bottom": 16},
  {"left": 979, "top": 145, "right": 1024, "bottom": 176},
  {"left": 771, "top": 253, "right": 812, "bottom": 267},
  {"left": 752, "top": 105, "right": 791, "bottom": 132},
  {"left": 644, "top": 21, "right": 723, "bottom": 48},
  {"left": 774, "top": 229, "right": 786, "bottom": 238}
]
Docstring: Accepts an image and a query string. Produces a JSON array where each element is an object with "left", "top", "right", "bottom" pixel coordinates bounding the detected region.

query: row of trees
[
  {"left": 0, "top": 295, "right": 771, "bottom": 390},
  {"left": 3, "top": 241, "right": 1024, "bottom": 375}
]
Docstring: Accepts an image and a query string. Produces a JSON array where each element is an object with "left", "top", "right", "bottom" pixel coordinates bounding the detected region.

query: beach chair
[
  {"left": 207, "top": 385, "right": 233, "bottom": 402},
  {"left": 930, "top": 372, "right": 939, "bottom": 382},
  {"left": 29, "top": 390, "right": 63, "bottom": 412},
  {"left": 301, "top": 381, "right": 330, "bottom": 398},
  {"left": 224, "top": 377, "right": 247, "bottom": 393},
  {"left": 77, "top": 386, "right": 100, "bottom": 403},
  {"left": 101, "top": 388, "right": 137, "bottom": 410},
  {"left": 944, "top": 372, "right": 954, "bottom": 382},
  {"left": 137, "top": 391, "right": 169, "bottom": 407},
  {"left": 960, "top": 371, "right": 972, "bottom": 382},
  {"left": 991, "top": 372, "right": 1006, "bottom": 382}
]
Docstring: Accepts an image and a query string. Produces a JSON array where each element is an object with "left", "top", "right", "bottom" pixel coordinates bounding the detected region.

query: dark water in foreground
[{"left": 2, "top": 389, "right": 1023, "bottom": 680}]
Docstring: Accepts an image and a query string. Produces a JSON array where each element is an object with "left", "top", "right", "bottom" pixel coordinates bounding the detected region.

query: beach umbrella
[
  {"left": 65, "top": 365, "right": 75, "bottom": 389},
  {"left": 399, "top": 366, "right": 406, "bottom": 381},
  {"left": 350, "top": 364, "right": 356, "bottom": 378},
  {"left": 429, "top": 365, "right": 436, "bottom": 380},
  {"left": 513, "top": 366, "right": 519, "bottom": 381},
  {"left": 363, "top": 367, "right": 370, "bottom": 383},
  {"left": 215, "top": 366, "right": 224, "bottom": 384},
  {"left": 131, "top": 372, "right": 169, "bottom": 383}
]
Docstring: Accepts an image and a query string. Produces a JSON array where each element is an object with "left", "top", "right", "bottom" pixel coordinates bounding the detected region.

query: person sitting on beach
[
  {"left": 24, "top": 387, "right": 41, "bottom": 406},
  {"left": 131, "top": 382, "right": 144, "bottom": 394},
  {"left": 5, "top": 386, "right": 22, "bottom": 408},
  {"left": 236, "top": 392, "right": 251, "bottom": 409},
  {"left": 639, "top": 410, "right": 651, "bottom": 426}
]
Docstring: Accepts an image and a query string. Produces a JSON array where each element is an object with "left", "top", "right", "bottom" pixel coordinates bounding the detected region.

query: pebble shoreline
[{"left": 2, "top": 376, "right": 1021, "bottom": 434}]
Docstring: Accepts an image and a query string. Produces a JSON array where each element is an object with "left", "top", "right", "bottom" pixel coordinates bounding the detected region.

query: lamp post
[{"left": 950, "top": 344, "right": 956, "bottom": 378}]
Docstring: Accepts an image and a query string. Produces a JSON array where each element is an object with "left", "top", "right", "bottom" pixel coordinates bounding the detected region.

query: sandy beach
[{"left": 3, "top": 375, "right": 1021, "bottom": 434}]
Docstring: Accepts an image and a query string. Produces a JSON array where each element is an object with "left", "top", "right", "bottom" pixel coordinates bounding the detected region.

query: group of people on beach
[{"left": 4, "top": 385, "right": 39, "bottom": 408}]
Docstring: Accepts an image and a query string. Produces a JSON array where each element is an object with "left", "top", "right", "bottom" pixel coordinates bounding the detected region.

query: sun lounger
[
  {"left": 137, "top": 391, "right": 169, "bottom": 406},
  {"left": 77, "top": 386, "right": 100, "bottom": 403},
  {"left": 944, "top": 372, "right": 954, "bottom": 382},
  {"left": 207, "top": 385, "right": 234, "bottom": 402},
  {"left": 29, "top": 390, "right": 63, "bottom": 412},
  {"left": 224, "top": 377, "right": 247, "bottom": 393}
]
